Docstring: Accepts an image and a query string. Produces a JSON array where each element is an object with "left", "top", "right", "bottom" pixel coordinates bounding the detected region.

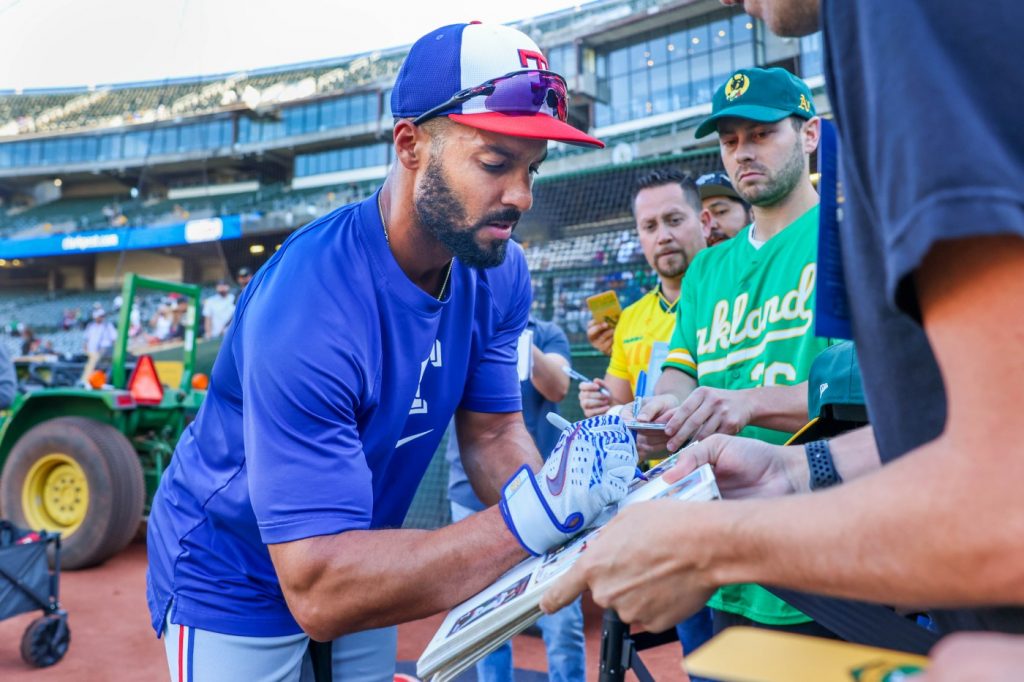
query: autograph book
[{"left": 417, "top": 454, "right": 721, "bottom": 681}]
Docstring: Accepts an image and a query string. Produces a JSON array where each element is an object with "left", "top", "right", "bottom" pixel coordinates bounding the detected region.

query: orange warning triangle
[{"left": 128, "top": 355, "right": 164, "bottom": 405}]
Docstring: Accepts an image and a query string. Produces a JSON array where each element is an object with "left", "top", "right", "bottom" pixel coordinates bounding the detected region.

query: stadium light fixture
[
  {"left": 250, "top": 244, "right": 265, "bottom": 254},
  {"left": 11, "top": 259, "right": 22, "bottom": 267},
  {"left": 53, "top": 178, "right": 62, "bottom": 187}
]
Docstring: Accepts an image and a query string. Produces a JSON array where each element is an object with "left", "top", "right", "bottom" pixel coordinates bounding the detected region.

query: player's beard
[
  {"left": 735, "top": 136, "right": 805, "bottom": 208},
  {"left": 414, "top": 156, "right": 520, "bottom": 269}
]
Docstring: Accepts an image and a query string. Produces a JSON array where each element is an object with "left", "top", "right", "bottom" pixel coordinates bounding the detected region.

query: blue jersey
[{"left": 146, "top": 191, "right": 531, "bottom": 637}]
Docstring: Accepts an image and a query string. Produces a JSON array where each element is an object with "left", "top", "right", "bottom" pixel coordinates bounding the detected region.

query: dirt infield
[{"left": 0, "top": 539, "right": 686, "bottom": 680}]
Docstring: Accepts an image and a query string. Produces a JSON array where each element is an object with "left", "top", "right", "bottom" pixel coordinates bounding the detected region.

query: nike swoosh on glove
[{"left": 499, "top": 414, "right": 637, "bottom": 556}]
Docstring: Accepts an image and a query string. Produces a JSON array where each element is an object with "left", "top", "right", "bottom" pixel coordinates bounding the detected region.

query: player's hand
[
  {"left": 663, "top": 434, "right": 804, "bottom": 499},
  {"left": 586, "top": 319, "right": 614, "bottom": 357},
  {"left": 662, "top": 386, "right": 754, "bottom": 452},
  {"left": 920, "top": 632, "right": 1024, "bottom": 681},
  {"left": 500, "top": 414, "right": 637, "bottom": 556},
  {"left": 540, "top": 498, "right": 718, "bottom": 632},
  {"left": 579, "top": 379, "right": 613, "bottom": 418},
  {"left": 628, "top": 394, "right": 681, "bottom": 460}
]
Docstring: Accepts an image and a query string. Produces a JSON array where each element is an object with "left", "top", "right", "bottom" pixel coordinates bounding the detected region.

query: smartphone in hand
[{"left": 586, "top": 290, "right": 622, "bottom": 326}]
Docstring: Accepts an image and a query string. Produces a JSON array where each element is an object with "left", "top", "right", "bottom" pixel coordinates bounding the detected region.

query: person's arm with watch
[{"left": 658, "top": 424, "right": 879, "bottom": 499}]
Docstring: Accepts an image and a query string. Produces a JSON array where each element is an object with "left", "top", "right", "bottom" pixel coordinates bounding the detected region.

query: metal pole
[{"left": 598, "top": 608, "right": 630, "bottom": 682}]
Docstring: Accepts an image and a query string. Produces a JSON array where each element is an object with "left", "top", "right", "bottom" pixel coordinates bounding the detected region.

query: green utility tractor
[{"left": 0, "top": 275, "right": 208, "bottom": 569}]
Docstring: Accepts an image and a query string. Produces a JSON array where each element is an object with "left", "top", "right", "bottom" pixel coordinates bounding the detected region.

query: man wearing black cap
[
  {"left": 696, "top": 171, "right": 752, "bottom": 247},
  {"left": 235, "top": 266, "right": 252, "bottom": 290},
  {"left": 146, "top": 22, "right": 637, "bottom": 681}
]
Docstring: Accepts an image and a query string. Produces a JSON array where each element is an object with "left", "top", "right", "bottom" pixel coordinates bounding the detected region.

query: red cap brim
[{"left": 449, "top": 112, "right": 605, "bottom": 148}]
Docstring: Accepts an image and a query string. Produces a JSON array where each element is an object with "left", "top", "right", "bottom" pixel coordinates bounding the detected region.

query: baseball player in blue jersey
[{"left": 147, "top": 23, "right": 637, "bottom": 681}]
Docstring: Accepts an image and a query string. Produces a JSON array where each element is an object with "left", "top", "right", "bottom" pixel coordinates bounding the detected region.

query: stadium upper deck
[{"left": 0, "top": 0, "right": 828, "bottom": 296}]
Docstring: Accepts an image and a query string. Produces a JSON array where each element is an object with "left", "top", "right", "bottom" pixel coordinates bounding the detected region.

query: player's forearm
[
  {"left": 711, "top": 435, "right": 1024, "bottom": 608},
  {"left": 283, "top": 508, "right": 527, "bottom": 639},
  {"left": 743, "top": 382, "right": 809, "bottom": 433},
  {"left": 463, "top": 418, "right": 543, "bottom": 506},
  {"left": 530, "top": 348, "right": 569, "bottom": 403}
]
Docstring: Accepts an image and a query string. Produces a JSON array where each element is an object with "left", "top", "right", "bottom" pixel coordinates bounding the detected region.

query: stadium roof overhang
[
  {"left": 0, "top": 119, "right": 387, "bottom": 193},
  {"left": 577, "top": 0, "right": 721, "bottom": 48}
]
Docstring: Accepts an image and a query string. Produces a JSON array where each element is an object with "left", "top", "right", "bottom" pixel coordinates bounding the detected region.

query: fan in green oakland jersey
[{"left": 629, "top": 67, "right": 834, "bottom": 632}]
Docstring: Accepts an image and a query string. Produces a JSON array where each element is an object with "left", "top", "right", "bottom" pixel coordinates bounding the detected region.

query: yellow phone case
[{"left": 586, "top": 290, "right": 622, "bottom": 326}]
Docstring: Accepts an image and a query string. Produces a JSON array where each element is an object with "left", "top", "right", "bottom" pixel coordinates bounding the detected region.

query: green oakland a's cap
[
  {"left": 787, "top": 341, "right": 867, "bottom": 445},
  {"left": 808, "top": 341, "right": 865, "bottom": 421},
  {"left": 695, "top": 67, "right": 816, "bottom": 139}
]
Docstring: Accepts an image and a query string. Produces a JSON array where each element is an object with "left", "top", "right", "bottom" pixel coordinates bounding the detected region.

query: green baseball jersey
[{"left": 663, "top": 204, "right": 830, "bottom": 625}]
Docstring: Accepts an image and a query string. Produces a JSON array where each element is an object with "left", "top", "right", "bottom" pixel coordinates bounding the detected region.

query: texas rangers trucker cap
[
  {"left": 695, "top": 67, "right": 816, "bottom": 139},
  {"left": 390, "top": 22, "right": 604, "bottom": 148}
]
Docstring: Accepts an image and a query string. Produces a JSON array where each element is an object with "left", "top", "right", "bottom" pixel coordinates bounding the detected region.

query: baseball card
[{"left": 586, "top": 290, "right": 622, "bottom": 326}]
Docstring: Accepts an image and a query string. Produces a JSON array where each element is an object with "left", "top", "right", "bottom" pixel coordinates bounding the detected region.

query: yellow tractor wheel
[{"left": 1, "top": 417, "right": 144, "bottom": 569}]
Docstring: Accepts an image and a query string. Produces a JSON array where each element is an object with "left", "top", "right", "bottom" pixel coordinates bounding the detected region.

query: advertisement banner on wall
[{"left": 0, "top": 214, "right": 242, "bottom": 258}]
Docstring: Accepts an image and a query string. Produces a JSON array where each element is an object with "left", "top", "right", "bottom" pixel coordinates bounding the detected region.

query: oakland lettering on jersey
[{"left": 696, "top": 264, "right": 816, "bottom": 355}]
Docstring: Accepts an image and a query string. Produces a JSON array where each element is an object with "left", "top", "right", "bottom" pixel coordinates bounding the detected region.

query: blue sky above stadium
[{"left": 0, "top": 0, "right": 580, "bottom": 90}]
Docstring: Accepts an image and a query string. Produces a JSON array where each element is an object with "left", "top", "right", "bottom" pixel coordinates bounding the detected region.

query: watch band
[{"left": 805, "top": 439, "right": 843, "bottom": 491}]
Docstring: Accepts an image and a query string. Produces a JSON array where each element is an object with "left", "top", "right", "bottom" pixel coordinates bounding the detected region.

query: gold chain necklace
[{"left": 377, "top": 193, "right": 452, "bottom": 301}]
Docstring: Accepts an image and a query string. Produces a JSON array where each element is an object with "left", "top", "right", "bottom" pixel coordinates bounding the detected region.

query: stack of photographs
[{"left": 417, "top": 455, "right": 721, "bottom": 681}]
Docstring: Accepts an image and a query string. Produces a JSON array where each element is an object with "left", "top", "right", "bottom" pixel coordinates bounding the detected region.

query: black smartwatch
[{"left": 805, "top": 440, "right": 843, "bottom": 490}]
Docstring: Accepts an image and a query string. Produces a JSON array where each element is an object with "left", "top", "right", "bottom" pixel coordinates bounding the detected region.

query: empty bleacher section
[{"left": 0, "top": 49, "right": 405, "bottom": 137}]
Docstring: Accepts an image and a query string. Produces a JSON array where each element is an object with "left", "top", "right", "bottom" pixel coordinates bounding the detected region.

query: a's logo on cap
[
  {"left": 798, "top": 93, "right": 812, "bottom": 113},
  {"left": 850, "top": 662, "right": 925, "bottom": 682},
  {"left": 725, "top": 73, "right": 750, "bottom": 101}
]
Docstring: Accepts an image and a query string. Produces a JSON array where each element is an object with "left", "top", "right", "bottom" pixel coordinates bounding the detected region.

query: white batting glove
[{"left": 499, "top": 414, "right": 637, "bottom": 556}]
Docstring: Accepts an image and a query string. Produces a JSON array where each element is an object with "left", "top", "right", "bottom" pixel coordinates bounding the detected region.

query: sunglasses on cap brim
[{"left": 412, "top": 69, "right": 569, "bottom": 126}]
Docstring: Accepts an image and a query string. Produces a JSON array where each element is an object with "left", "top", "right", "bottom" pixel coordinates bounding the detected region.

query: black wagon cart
[{"left": 0, "top": 521, "right": 70, "bottom": 667}]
